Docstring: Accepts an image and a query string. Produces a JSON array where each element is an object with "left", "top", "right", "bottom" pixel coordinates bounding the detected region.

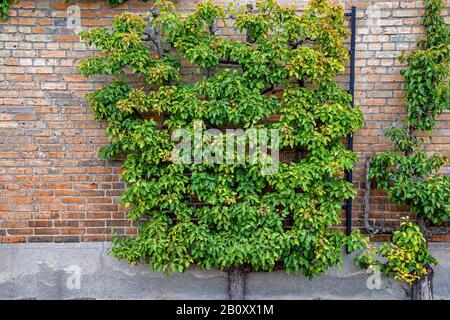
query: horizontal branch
[
  {"left": 133, "top": 107, "right": 144, "bottom": 120},
  {"left": 261, "top": 85, "right": 274, "bottom": 95},
  {"left": 218, "top": 58, "right": 240, "bottom": 65}
]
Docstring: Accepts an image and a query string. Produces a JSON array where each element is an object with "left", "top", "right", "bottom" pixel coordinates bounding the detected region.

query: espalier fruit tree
[
  {"left": 357, "top": 0, "right": 449, "bottom": 300},
  {"left": 1, "top": 0, "right": 17, "bottom": 21},
  {"left": 79, "top": 0, "right": 367, "bottom": 299}
]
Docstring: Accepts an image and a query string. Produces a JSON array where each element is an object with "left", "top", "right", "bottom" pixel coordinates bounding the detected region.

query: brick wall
[{"left": 0, "top": 0, "right": 448, "bottom": 243}]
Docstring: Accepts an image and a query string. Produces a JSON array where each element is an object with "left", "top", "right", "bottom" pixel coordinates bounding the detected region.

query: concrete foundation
[{"left": 0, "top": 243, "right": 448, "bottom": 300}]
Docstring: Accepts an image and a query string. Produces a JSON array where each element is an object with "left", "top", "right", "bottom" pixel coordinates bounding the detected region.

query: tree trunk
[
  {"left": 228, "top": 266, "right": 246, "bottom": 300},
  {"left": 411, "top": 217, "right": 434, "bottom": 300},
  {"left": 411, "top": 264, "right": 434, "bottom": 300}
]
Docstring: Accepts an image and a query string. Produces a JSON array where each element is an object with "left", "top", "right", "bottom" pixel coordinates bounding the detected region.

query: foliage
[
  {"left": 0, "top": 0, "right": 17, "bottom": 21},
  {"left": 364, "top": 0, "right": 449, "bottom": 285},
  {"left": 356, "top": 218, "right": 437, "bottom": 284},
  {"left": 80, "top": 0, "right": 366, "bottom": 276},
  {"left": 370, "top": 148, "right": 449, "bottom": 224},
  {"left": 400, "top": 0, "right": 449, "bottom": 131}
]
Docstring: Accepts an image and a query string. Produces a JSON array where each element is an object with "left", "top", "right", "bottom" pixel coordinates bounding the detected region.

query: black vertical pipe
[
  {"left": 346, "top": 6, "right": 356, "bottom": 245},
  {"left": 245, "top": 4, "right": 253, "bottom": 43}
]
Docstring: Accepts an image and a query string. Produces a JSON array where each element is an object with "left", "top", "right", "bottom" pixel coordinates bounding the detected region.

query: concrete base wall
[{"left": 0, "top": 243, "right": 449, "bottom": 300}]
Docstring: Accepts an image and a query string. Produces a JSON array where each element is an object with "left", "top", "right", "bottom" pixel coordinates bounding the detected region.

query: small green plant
[
  {"left": 361, "top": 0, "right": 449, "bottom": 300},
  {"left": 400, "top": 0, "right": 449, "bottom": 131}
]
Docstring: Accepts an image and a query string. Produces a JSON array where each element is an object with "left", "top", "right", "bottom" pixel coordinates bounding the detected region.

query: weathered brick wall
[{"left": 0, "top": 0, "right": 448, "bottom": 243}]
